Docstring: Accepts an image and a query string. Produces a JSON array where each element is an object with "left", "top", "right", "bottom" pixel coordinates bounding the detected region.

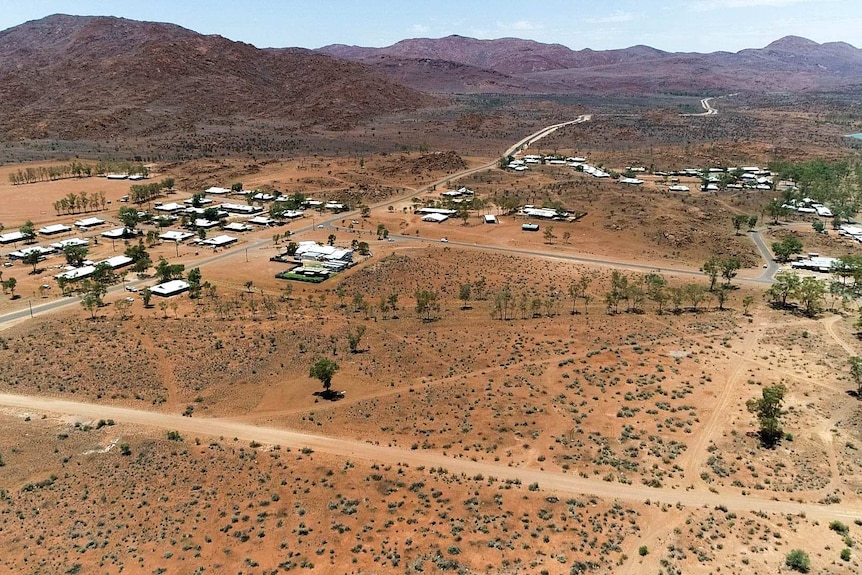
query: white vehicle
[
  {"left": 440, "top": 238, "right": 449, "bottom": 243},
  {"left": 125, "top": 285, "right": 139, "bottom": 292}
]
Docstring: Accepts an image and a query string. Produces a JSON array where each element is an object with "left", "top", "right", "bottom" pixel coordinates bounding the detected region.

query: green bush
[
  {"left": 840, "top": 548, "right": 851, "bottom": 561},
  {"left": 638, "top": 546, "right": 649, "bottom": 556},
  {"left": 830, "top": 520, "right": 849, "bottom": 535},
  {"left": 785, "top": 549, "right": 811, "bottom": 573}
]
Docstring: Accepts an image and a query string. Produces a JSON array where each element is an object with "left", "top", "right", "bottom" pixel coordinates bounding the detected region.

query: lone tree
[
  {"left": 850, "top": 356, "right": 862, "bottom": 397},
  {"left": 22, "top": 250, "right": 41, "bottom": 273},
  {"left": 732, "top": 214, "right": 748, "bottom": 235},
  {"left": 702, "top": 257, "right": 720, "bottom": 291},
  {"left": 772, "top": 236, "right": 803, "bottom": 262},
  {"left": 309, "top": 358, "right": 339, "bottom": 394},
  {"left": 346, "top": 325, "right": 367, "bottom": 353},
  {"left": 458, "top": 283, "right": 472, "bottom": 309},
  {"left": 746, "top": 383, "right": 787, "bottom": 446}
]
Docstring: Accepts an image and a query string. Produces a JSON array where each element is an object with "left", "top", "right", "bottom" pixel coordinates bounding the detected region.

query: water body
[{"left": 847, "top": 133, "right": 862, "bottom": 140}]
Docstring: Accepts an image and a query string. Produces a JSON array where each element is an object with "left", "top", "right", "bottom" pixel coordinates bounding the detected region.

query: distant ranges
[{"left": 1, "top": 14, "right": 860, "bottom": 140}]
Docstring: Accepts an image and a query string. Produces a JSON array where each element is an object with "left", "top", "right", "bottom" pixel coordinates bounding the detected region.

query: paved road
[
  {"left": 0, "top": 392, "right": 858, "bottom": 521},
  {"left": 749, "top": 229, "right": 780, "bottom": 282}
]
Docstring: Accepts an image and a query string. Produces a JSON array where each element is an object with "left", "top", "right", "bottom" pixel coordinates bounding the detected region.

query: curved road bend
[{"left": 0, "top": 393, "right": 858, "bottom": 522}]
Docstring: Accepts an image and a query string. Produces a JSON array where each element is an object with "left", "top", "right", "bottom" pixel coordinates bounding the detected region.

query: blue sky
[{"left": 1, "top": 0, "right": 859, "bottom": 52}]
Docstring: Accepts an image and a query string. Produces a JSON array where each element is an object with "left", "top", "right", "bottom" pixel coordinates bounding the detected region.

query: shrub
[
  {"left": 638, "top": 546, "right": 649, "bottom": 556},
  {"left": 785, "top": 549, "right": 811, "bottom": 573},
  {"left": 166, "top": 430, "right": 183, "bottom": 442},
  {"left": 830, "top": 521, "right": 849, "bottom": 535},
  {"left": 840, "top": 548, "right": 851, "bottom": 561}
]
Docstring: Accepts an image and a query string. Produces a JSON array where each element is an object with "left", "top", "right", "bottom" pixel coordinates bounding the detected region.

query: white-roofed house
[
  {"left": 51, "top": 237, "right": 89, "bottom": 249},
  {"left": 74, "top": 217, "right": 105, "bottom": 229},
  {"left": 422, "top": 213, "right": 449, "bottom": 223},
  {"left": 201, "top": 234, "right": 238, "bottom": 248},
  {"left": 150, "top": 280, "right": 190, "bottom": 297},
  {"left": 205, "top": 186, "right": 231, "bottom": 195},
  {"left": 159, "top": 230, "right": 195, "bottom": 242},
  {"left": 100, "top": 255, "right": 134, "bottom": 270},
  {"left": 0, "top": 231, "right": 27, "bottom": 244},
  {"left": 38, "top": 224, "right": 72, "bottom": 235},
  {"left": 223, "top": 222, "right": 253, "bottom": 232}
]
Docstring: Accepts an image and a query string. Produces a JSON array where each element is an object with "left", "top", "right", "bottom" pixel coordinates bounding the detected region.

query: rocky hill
[
  {"left": 0, "top": 14, "right": 434, "bottom": 140},
  {"left": 320, "top": 34, "right": 862, "bottom": 95}
]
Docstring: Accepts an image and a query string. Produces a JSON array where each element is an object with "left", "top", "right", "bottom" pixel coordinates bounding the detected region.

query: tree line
[
  {"left": 8, "top": 161, "right": 149, "bottom": 185},
  {"left": 52, "top": 191, "right": 108, "bottom": 215}
]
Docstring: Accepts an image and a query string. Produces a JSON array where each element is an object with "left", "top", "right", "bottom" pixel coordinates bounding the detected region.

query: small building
[
  {"left": 106, "top": 173, "right": 128, "bottom": 180},
  {"left": 294, "top": 241, "right": 353, "bottom": 263},
  {"left": 252, "top": 192, "right": 276, "bottom": 202},
  {"left": 55, "top": 265, "right": 96, "bottom": 281},
  {"left": 51, "top": 238, "right": 89, "bottom": 249},
  {"left": 791, "top": 256, "right": 837, "bottom": 273},
  {"left": 248, "top": 215, "right": 277, "bottom": 225},
  {"left": 205, "top": 186, "right": 231, "bottom": 195},
  {"left": 150, "top": 280, "right": 190, "bottom": 297},
  {"left": 183, "top": 196, "right": 213, "bottom": 205},
  {"left": 74, "top": 217, "right": 105, "bottom": 229},
  {"left": 154, "top": 202, "right": 184, "bottom": 213},
  {"left": 100, "top": 255, "right": 134, "bottom": 269},
  {"left": 0, "top": 231, "right": 28, "bottom": 244},
  {"left": 223, "top": 222, "right": 253, "bottom": 232},
  {"left": 415, "top": 208, "right": 457, "bottom": 216},
  {"left": 159, "top": 230, "right": 194, "bottom": 242},
  {"left": 220, "top": 203, "right": 263, "bottom": 215},
  {"left": 668, "top": 185, "right": 690, "bottom": 192},
  {"left": 101, "top": 227, "right": 138, "bottom": 239},
  {"left": 619, "top": 177, "right": 644, "bottom": 185},
  {"left": 522, "top": 207, "right": 566, "bottom": 219},
  {"left": 484, "top": 215, "right": 499, "bottom": 224},
  {"left": 38, "top": 224, "right": 72, "bottom": 235},
  {"left": 201, "top": 234, "right": 238, "bottom": 248},
  {"left": 191, "top": 218, "right": 220, "bottom": 229},
  {"left": 522, "top": 223, "right": 540, "bottom": 231},
  {"left": 9, "top": 245, "right": 55, "bottom": 259},
  {"left": 422, "top": 213, "right": 449, "bottom": 223}
]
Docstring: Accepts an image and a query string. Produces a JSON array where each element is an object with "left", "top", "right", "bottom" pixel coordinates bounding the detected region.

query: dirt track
[{"left": 1, "top": 392, "right": 860, "bottom": 522}]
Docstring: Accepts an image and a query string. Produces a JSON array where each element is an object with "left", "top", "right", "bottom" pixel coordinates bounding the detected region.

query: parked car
[
  {"left": 440, "top": 238, "right": 449, "bottom": 243},
  {"left": 125, "top": 285, "right": 139, "bottom": 292}
]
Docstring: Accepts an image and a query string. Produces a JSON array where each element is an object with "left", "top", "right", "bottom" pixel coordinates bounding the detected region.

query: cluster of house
[
  {"left": 272, "top": 240, "right": 355, "bottom": 280},
  {"left": 518, "top": 205, "right": 571, "bottom": 220},
  {"left": 791, "top": 254, "right": 837, "bottom": 273},
  {"left": 837, "top": 224, "right": 862, "bottom": 243},
  {"left": 781, "top": 198, "right": 834, "bottom": 218},
  {"left": 54, "top": 254, "right": 134, "bottom": 281},
  {"left": 506, "top": 155, "right": 589, "bottom": 173}
]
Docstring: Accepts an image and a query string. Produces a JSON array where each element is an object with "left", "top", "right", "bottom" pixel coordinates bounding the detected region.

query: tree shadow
[{"left": 313, "top": 390, "right": 345, "bottom": 401}]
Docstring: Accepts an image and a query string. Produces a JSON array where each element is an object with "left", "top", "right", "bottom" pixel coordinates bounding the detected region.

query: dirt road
[{"left": 1, "top": 392, "right": 859, "bottom": 522}]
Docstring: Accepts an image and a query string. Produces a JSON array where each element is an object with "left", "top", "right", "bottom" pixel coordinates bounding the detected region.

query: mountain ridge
[
  {"left": 0, "top": 14, "right": 435, "bottom": 140},
  {"left": 318, "top": 34, "right": 862, "bottom": 95}
]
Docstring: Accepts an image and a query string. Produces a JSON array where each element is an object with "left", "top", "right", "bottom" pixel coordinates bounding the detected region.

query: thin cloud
[
  {"left": 691, "top": 0, "right": 831, "bottom": 11},
  {"left": 586, "top": 10, "right": 636, "bottom": 24},
  {"left": 495, "top": 20, "right": 544, "bottom": 33},
  {"left": 409, "top": 24, "right": 430, "bottom": 35}
]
